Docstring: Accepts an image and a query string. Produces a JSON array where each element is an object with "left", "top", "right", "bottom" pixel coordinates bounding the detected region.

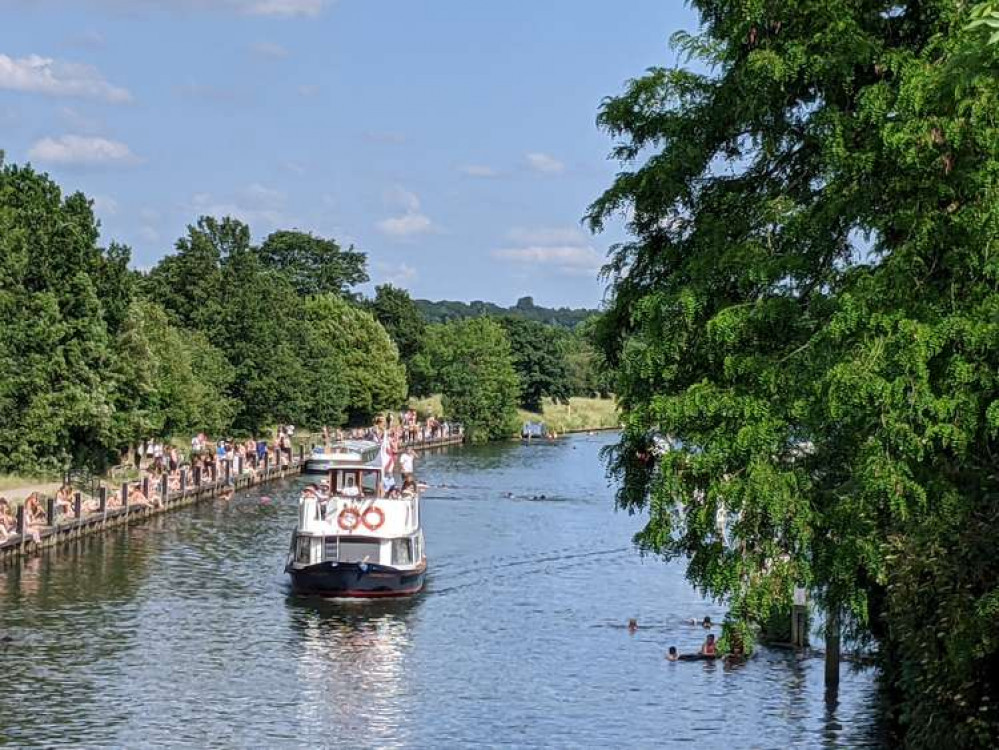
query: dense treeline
[
  {"left": 415, "top": 295, "right": 596, "bottom": 329},
  {"left": 0, "top": 155, "right": 611, "bottom": 474},
  {"left": 591, "top": 2, "right": 999, "bottom": 748}
]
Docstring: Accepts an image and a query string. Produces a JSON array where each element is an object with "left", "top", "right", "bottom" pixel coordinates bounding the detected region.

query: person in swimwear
[
  {"left": 701, "top": 633, "right": 717, "bottom": 656},
  {"left": 666, "top": 646, "right": 679, "bottom": 661},
  {"left": 627, "top": 618, "right": 638, "bottom": 634}
]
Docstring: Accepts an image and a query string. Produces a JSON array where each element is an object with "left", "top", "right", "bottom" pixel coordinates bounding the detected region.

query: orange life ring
[
  {"left": 362, "top": 506, "right": 385, "bottom": 531},
  {"left": 338, "top": 506, "right": 361, "bottom": 531}
]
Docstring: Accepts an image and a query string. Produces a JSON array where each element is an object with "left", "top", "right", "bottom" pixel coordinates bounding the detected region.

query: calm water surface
[{"left": 0, "top": 434, "right": 881, "bottom": 748}]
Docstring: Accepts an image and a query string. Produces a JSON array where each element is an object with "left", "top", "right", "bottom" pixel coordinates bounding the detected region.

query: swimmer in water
[
  {"left": 702, "top": 616, "right": 712, "bottom": 629},
  {"left": 627, "top": 618, "right": 638, "bottom": 634},
  {"left": 666, "top": 646, "right": 679, "bottom": 661},
  {"left": 701, "top": 633, "right": 717, "bottom": 656}
]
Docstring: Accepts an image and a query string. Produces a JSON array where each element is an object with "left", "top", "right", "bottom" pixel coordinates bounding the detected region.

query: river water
[{"left": 0, "top": 433, "right": 881, "bottom": 749}]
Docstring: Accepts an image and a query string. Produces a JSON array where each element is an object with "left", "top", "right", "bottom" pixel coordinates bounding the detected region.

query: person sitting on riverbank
[
  {"left": 666, "top": 646, "right": 679, "bottom": 661},
  {"left": 700, "top": 633, "right": 717, "bottom": 656},
  {"left": 55, "top": 484, "right": 75, "bottom": 519},
  {"left": 0, "top": 497, "right": 14, "bottom": 542},
  {"left": 24, "top": 493, "right": 46, "bottom": 526}
]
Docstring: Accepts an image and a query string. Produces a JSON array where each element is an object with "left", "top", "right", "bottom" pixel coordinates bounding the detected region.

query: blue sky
[{"left": 1, "top": 0, "right": 695, "bottom": 307}]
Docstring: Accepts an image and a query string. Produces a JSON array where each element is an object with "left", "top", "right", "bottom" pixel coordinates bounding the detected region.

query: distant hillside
[{"left": 415, "top": 296, "right": 598, "bottom": 329}]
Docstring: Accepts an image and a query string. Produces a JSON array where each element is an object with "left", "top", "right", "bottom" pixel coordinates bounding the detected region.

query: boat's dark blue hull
[{"left": 287, "top": 561, "right": 427, "bottom": 598}]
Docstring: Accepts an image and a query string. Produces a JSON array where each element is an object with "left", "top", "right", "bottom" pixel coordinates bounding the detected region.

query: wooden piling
[
  {"left": 825, "top": 608, "right": 841, "bottom": 691},
  {"left": 73, "top": 492, "right": 82, "bottom": 520},
  {"left": 98, "top": 486, "right": 107, "bottom": 514},
  {"left": 46, "top": 496, "right": 56, "bottom": 526}
]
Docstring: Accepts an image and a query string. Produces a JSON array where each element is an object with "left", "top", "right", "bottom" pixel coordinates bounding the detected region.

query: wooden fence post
[
  {"left": 825, "top": 608, "right": 841, "bottom": 691},
  {"left": 73, "top": 492, "right": 82, "bottom": 520},
  {"left": 210, "top": 463, "right": 217, "bottom": 484},
  {"left": 142, "top": 477, "right": 150, "bottom": 499},
  {"left": 16, "top": 505, "right": 25, "bottom": 536},
  {"left": 46, "top": 496, "right": 56, "bottom": 526},
  {"left": 180, "top": 468, "right": 187, "bottom": 496},
  {"left": 99, "top": 486, "right": 107, "bottom": 514},
  {"left": 263, "top": 451, "right": 269, "bottom": 473},
  {"left": 298, "top": 445, "right": 304, "bottom": 464},
  {"left": 161, "top": 474, "right": 169, "bottom": 503},
  {"left": 194, "top": 465, "right": 202, "bottom": 489},
  {"left": 122, "top": 482, "right": 129, "bottom": 510},
  {"left": 224, "top": 459, "right": 231, "bottom": 484}
]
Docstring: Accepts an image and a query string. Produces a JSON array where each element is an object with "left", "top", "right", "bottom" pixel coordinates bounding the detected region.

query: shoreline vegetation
[
  {"left": 410, "top": 395, "right": 620, "bottom": 437},
  {"left": 1, "top": 155, "right": 612, "bottom": 484}
]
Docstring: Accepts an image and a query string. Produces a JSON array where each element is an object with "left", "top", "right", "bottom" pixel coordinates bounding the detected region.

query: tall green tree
[
  {"left": 0, "top": 157, "right": 118, "bottom": 473},
  {"left": 304, "top": 294, "right": 407, "bottom": 426},
  {"left": 426, "top": 319, "right": 520, "bottom": 441},
  {"left": 498, "top": 317, "right": 571, "bottom": 412},
  {"left": 368, "top": 284, "right": 426, "bottom": 366},
  {"left": 258, "top": 230, "right": 368, "bottom": 297},
  {"left": 589, "top": 3, "right": 999, "bottom": 747}
]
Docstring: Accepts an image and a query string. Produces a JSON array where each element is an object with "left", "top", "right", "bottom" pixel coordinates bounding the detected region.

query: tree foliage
[
  {"left": 420, "top": 319, "right": 520, "bottom": 441},
  {"left": 258, "top": 230, "right": 368, "bottom": 298},
  {"left": 304, "top": 294, "right": 407, "bottom": 426},
  {"left": 589, "top": 3, "right": 999, "bottom": 746},
  {"left": 368, "top": 283, "right": 426, "bottom": 365},
  {"left": 498, "top": 316, "right": 571, "bottom": 412}
]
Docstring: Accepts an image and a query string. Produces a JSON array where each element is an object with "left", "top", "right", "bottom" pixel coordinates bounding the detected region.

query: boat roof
[{"left": 312, "top": 440, "right": 381, "bottom": 468}]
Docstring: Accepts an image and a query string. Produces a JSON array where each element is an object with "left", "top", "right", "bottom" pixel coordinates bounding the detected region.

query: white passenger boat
[{"left": 286, "top": 440, "right": 426, "bottom": 598}]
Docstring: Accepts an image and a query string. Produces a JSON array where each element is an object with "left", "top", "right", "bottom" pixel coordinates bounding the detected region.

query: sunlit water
[{"left": 0, "top": 434, "right": 881, "bottom": 748}]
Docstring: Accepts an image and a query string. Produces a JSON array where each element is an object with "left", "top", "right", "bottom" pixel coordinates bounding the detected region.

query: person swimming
[
  {"left": 702, "top": 616, "right": 712, "bottom": 629},
  {"left": 701, "top": 633, "right": 717, "bottom": 656},
  {"left": 627, "top": 618, "right": 638, "bottom": 634},
  {"left": 666, "top": 646, "right": 679, "bottom": 661}
]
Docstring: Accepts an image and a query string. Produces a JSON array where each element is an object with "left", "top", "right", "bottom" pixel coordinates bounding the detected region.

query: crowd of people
[{"left": 1, "top": 415, "right": 458, "bottom": 547}]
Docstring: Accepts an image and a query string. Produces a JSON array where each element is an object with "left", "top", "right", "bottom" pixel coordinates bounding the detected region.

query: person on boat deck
[
  {"left": 399, "top": 447, "right": 415, "bottom": 482},
  {"left": 401, "top": 477, "right": 417, "bottom": 498},
  {"left": 340, "top": 476, "right": 360, "bottom": 498},
  {"left": 666, "top": 646, "right": 679, "bottom": 661},
  {"left": 701, "top": 633, "right": 717, "bottom": 656}
]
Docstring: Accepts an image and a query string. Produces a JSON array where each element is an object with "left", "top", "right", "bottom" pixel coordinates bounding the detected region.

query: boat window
[
  {"left": 392, "top": 538, "right": 413, "bottom": 566},
  {"left": 296, "top": 537, "right": 311, "bottom": 564},
  {"left": 337, "top": 539, "right": 381, "bottom": 565},
  {"left": 361, "top": 471, "right": 379, "bottom": 497}
]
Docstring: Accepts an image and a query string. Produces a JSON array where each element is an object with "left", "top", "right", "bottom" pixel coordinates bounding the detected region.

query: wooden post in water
[
  {"left": 121, "top": 482, "right": 129, "bottom": 510},
  {"left": 99, "top": 486, "right": 107, "bottom": 514},
  {"left": 73, "top": 492, "right": 82, "bottom": 520},
  {"left": 15, "top": 505, "right": 25, "bottom": 537},
  {"left": 46, "top": 496, "right": 56, "bottom": 526},
  {"left": 792, "top": 586, "right": 808, "bottom": 648},
  {"left": 825, "top": 608, "right": 841, "bottom": 691},
  {"left": 180, "top": 468, "right": 187, "bottom": 496}
]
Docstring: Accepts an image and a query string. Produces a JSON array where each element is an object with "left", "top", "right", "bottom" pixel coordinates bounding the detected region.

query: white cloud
[
  {"left": 92, "top": 194, "right": 118, "bottom": 215},
  {"left": 378, "top": 213, "right": 433, "bottom": 237},
  {"left": 0, "top": 54, "right": 131, "bottom": 102},
  {"left": 249, "top": 41, "right": 289, "bottom": 59},
  {"left": 525, "top": 151, "right": 564, "bottom": 175},
  {"left": 190, "top": 183, "right": 289, "bottom": 227},
  {"left": 374, "top": 261, "right": 417, "bottom": 286},
  {"left": 241, "top": 0, "right": 326, "bottom": 16},
  {"left": 377, "top": 187, "right": 435, "bottom": 237},
  {"left": 493, "top": 225, "right": 602, "bottom": 276},
  {"left": 28, "top": 135, "right": 139, "bottom": 166},
  {"left": 507, "top": 227, "right": 586, "bottom": 245},
  {"left": 458, "top": 164, "right": 497, "bottom": 178}
]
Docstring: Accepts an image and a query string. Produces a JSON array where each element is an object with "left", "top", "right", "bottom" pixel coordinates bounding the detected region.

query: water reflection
[{"left": 287, "top": 597, "right": 421, "bottom": 748}]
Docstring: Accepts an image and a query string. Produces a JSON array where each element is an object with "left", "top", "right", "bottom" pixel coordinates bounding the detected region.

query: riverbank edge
[{"left": 0, "top": 435, "right": 463, "bottom": 567}]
